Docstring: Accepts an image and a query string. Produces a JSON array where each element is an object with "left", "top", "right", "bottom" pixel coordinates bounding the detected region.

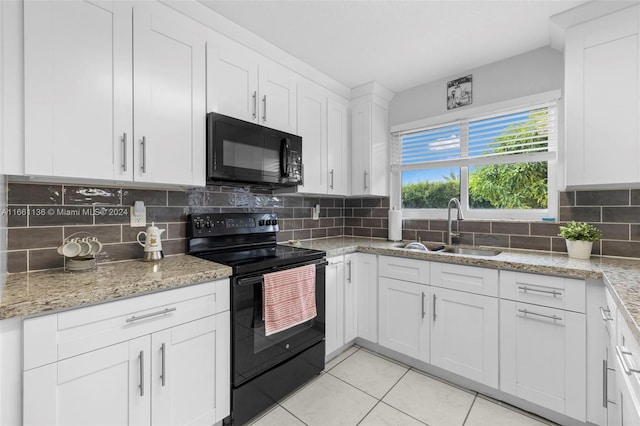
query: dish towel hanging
[{"left": 263, "top": 264, "right": 317, "bottom": 336}]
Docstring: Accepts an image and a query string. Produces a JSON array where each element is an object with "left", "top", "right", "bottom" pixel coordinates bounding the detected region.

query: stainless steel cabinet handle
[
  {"left": 330, "top": 169, "right": 334, "bottom": 190},
  {"left": 616, "top": 345, "right": 640, "bottom": 375},
  {"left": 139, "top": 350, "right": 145, "bottom": 397},
  {"left": 121, "top": 133, "right": 127, "bottom": 172},
  {"left": 161, "top": 343, "right": 166, "bottom": 387},
  {"left": 517, "top": 286, "right": 562, "bottom": 297},
  {"left": 600, "top": 306, "right": 614, "bottom": 322},
  {"left": 518, "top": 308, "right": 562, "bottom": 322},
  {"left": 125, "top": 307, "right": 176, "bottom": 323},
  {"left": 262, "top": 95, "right": 267, "bottom": 122},
  {"left": 141, "top": 137, "right": 147, "bottom": 173},
  {"left": 432, "top": 294, "right": 437, "bottom": 322},
  {"left": 364, "top": 170, "right": 368, "bottom": 190},
  {"left": 603, "top": 359, "right": 608, "bottom": 408},
  {"left": 347, "top": 260, "right": 352, "bottom": 283},
  {"left": 252, "top": 91, "right": 257, "bottom": 118},
  {"left": 421, "top": 292, "right": 425, "bottom": 319}
]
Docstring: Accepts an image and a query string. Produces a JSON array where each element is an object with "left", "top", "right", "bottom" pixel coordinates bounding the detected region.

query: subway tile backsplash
[
  {"left": 6, "top": 183, "right": 640, "bottom": 273},
  {"left": 5, "top": 182, "right": 388, "bottom": 272}
]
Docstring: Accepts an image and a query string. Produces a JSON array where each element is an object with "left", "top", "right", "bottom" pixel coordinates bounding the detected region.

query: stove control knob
[
  {"left": 265, "top": 219, "right": 272, "bottom": 226},
  {"left": 259, "top": 220, "right": 265, "bottom": 226},
  {"left": 272, "top": 219, "right": 278, "bottom": 225},
  {"left": 205, "top": 221, "right": 212, "bottom": 228},
  {"left": 195, "top": 220, "right": 202, "bottom": 229}
]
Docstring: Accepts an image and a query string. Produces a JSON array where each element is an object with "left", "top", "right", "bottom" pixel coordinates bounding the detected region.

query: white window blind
[{"left": 398, "top": 103, "right": 557, "bottom": 171}]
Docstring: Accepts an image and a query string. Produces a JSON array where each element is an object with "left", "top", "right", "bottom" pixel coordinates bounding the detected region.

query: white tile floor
[{"left": 248, "top": 346, "right": 557, "bottom": 426}]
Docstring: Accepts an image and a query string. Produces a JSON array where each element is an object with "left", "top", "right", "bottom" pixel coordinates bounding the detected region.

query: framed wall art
[{"left": 447, "top": 75, "right": 472, "bottom": 110}]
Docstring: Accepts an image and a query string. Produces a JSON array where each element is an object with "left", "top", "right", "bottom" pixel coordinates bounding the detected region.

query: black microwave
[{"left": 206, "top": 112, "right": 303, "bottom": 187}]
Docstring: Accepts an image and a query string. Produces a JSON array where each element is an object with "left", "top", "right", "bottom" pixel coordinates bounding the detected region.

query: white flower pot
[{"left": 565, "top": 239, "right": 593, "bottom": 260}]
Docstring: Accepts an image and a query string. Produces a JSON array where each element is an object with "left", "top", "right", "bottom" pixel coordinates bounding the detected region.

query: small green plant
[{"left": 558, "top": 221, "right": 602, "bottom": 242}]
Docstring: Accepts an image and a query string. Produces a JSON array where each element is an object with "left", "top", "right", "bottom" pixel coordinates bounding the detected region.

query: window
[{"left": 394, "top": 102, "right": 557, "bottom": 220}]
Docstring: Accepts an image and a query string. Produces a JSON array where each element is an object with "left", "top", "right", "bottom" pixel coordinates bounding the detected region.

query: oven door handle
[
  {"left": 236, "top": 259, "right": 328, "bottom": 286},
  {"left": 237, "top": 276, "right": 265, "bottom": 287}
]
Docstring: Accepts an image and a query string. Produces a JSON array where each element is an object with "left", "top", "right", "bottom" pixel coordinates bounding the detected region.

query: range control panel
[{"left": 188, "top": 213, "right": 279, "bottom": 237}]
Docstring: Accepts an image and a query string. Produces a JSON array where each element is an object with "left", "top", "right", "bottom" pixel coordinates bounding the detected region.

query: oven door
[{"left": 232, "top": 260, "right": 326, "bottom": 386}]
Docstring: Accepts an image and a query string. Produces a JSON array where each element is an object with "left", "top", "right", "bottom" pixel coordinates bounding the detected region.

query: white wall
[{"left": 389, "top": 46, "right": 564, "bottom": 127}]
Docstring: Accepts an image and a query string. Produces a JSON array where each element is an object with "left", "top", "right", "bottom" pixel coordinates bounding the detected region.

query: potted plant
[{"left": 558, "top": 221, "right": 602, "bottom": 260}]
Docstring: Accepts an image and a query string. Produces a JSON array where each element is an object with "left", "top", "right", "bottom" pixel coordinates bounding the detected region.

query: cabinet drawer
[
  {"left": 379, "top": 255, "right": 429, "bottom": 284},
  {"left": 24, "top": 279, "right": 229, "bottom": 370},
  {"left": 500, "top": 271, "right": 585, "bottom": 313},
  {"left": 430, "top": 262, "right": 498, "bottom": 297}
]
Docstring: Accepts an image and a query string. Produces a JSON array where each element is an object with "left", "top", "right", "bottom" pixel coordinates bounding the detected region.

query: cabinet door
[
  {"left": 133, "top": 2, "right": 205, "bottom": 186},
  {"left": 431, "top": 288, "right": 498, "bottom": 388},
  {"left": 565, "top": 6, "right": 640, "bottom": 186},
  {"left": 297, "top": 84, "right": 327, "bottom": 194},
  {"left": 500, "top": 300, "right": 586, "bottom": 421},
  {"left": 24, "top": 0, "right": 133, "bottom": 180},
  {"left": 325, "top": 257, "right": 345, "bottom": 356},
  {"left": 344, "top": 254, "right": 358, "bottom": 342},
  {"left": 258, "top": 64, "right": 297, "bottom": 134},
  {"left": 351, "top": 101, "right": 372, "bottom": 195},
  {"left": 378, "top": 277, "right": 429, "bottom": 362},
  {"left": 355, "top": 253, "right": 378, "bottom": 343},
  {"left": 24, "top": 337, "right": 150, "bottom": 426},
  {"left": 207, "top": 40, "right": 259, "bottom": 122},
  {"left": 327, "top": 99, "right": 349, "bottom": 195},
  {"left": 152, "top": 313, "right": 230, "bottom": 426}
]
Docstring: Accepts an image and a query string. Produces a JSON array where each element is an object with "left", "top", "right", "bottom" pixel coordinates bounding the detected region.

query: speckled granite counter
[
  {"left": 292, "top": 236, "right": 640, "bottom": 341},
  {"left": 0, "top": 255, "right": 232, "bottom": 320}
]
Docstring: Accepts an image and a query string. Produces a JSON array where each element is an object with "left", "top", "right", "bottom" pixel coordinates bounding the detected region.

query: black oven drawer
[{"left": 232, "top": 261, "right": 326, "bottom": 386}]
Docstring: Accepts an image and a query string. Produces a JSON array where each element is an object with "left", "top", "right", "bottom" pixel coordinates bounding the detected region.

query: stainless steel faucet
[{"left": 447, "top": 198, "right": 464, "bottom": 245}]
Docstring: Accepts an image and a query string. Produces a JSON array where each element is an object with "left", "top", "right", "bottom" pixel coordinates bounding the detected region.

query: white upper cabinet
[
  {"left": 259, "top": 63, "right": 297, "bottom": 134},
  {"left": 565, "top": 5, "right": 640, "bottom": 187},
  {"left": 327, "top": 98, "right": 350, "bottom": 195},
  {"left": 297, "top": 83, "right": 328, "bottom": 194},
  {"left": 23, "top": 0, "right": 206, "bottom": 186},
  {"left": 133, "top": 2, "right": 206, "bottom": 186},
  {"left": 207, "top": 41, "right": 259, "bottom": 123},
  {"left": 207, "top": 38, "right": 297, "bottom": 134},
  {"left": 24, "top": 0, "right": 133, "bottom": 181},
  {"left": 350, "top": 83, "right": 392, "bottom": 196}
]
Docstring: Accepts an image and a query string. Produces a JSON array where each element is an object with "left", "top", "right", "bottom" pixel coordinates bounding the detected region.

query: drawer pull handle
[
  {"left": 139, "top": 350, "right": 145, "bottom": 397},
  {"left": 126, "top": 307, "right": 176, "bottom": 323},
  {"left": 518, "top": 286, "right": 562, "bottom": 297},
  {"left": 616, "top": 345, "right": 640, "bottom": 375},
  {"left": 518, "top": 308, "right": 562, "bottom": 322},
  {"left": 161, "top": 343, "right": 166, "bottom": 387},
  {"left": 347, "top": 260, "right": 352, "bottom": 283},
  {"left": 600, "top": 306, "right": 614, "bottom": 322}
]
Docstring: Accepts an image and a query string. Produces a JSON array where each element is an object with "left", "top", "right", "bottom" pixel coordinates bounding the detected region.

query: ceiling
[{"left": 197, "top": 0, "right": 585, "bottom": 93}]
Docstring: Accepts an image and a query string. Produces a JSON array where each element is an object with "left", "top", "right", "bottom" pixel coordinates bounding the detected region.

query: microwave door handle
[{"left": 280, "top": 138, "right": 290, "bottom": 177}]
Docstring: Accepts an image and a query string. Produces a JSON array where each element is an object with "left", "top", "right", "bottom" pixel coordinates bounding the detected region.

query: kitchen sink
[
  {"left": 394, "top": 242, "right": 445, "bottom": 252},
  {"left": 440, "top": 247, "right": 502, "bottom": 256}
]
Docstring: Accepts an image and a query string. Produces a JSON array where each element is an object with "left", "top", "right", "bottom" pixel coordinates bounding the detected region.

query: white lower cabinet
[
  {"left": 615, "top": 304, "right": 640, "bottom": 425},
  {"left": 23, "top": 280, "right": 230, "bottom": 426},
  {"left": 500, "top": 300, "right": 586, "bottom": 421},
  {"left": 355, "top": 253, "right": 378, "bottom": 343},
  {"left": 378, "top": 276, "right": 429, "bottom": 362},
  {"left": 325, "top": 256, "right": 345, "bottom": 356},
  {"left": 325, "top": 254, "right": 358, "bottom": 357},
  {"left": 431, "top": 287, "right": 499, "bottom": 388}
]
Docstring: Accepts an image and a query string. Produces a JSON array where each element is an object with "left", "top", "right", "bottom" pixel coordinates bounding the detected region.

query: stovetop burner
[{"left": 187, "top": 212, "right": 325, "bottom": 275}]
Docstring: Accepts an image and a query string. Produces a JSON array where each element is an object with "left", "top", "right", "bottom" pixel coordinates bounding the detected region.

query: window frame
[{"left": 390, "top": 91, "right": 560, "bottom": 221}]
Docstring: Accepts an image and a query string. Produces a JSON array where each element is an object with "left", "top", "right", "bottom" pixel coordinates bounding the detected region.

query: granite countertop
[
  {"left": 0, "top": 255, "right": 232, "bottom": 320},
  {"left": 4, "top": 236, "right": 640, "bottom": 343},
  {"left": 292, "top": 236, "right": 640, "bottom": 341}
]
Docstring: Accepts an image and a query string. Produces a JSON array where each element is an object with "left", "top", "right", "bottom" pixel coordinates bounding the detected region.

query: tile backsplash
[
  {"left": 6, "top": 182, "right": 640, "bottom": 273},
  {"left": 5, "top": 181, "right": 389, "bottom": 273}
]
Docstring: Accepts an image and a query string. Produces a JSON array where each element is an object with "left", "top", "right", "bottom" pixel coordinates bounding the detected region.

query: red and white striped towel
[{"left": 263, "top": 264, "right": 317, "bottom": 336}]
